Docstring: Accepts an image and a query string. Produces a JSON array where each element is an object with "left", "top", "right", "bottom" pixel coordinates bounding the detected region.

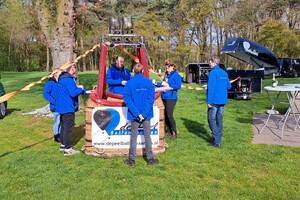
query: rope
[
  {"left": 0, "top": 44, "right": 101, "bottom": 103},
  {"left": 0, "top": 41, "right": 213, "bottom": 104},
  {"left": 117, "top": 46, "right": 139, "bottom": 63}
]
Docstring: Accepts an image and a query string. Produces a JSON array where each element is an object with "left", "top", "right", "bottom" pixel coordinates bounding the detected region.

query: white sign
[{"left": 91, "top": 106, "right": 160, "bottom": 149}]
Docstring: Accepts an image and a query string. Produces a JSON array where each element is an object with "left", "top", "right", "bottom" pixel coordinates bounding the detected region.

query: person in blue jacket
[
  {"left": 43, "top": 69, "right": 63, "bottom": 143},
  {"left": 123, "top": 63, "right": 159, "bottom": 167},
  {"left": 155, "top": 59, "right": 182, "bottom": 140},
  {"left": 106, "top": 56, "right": 131, "bottom": 95},
  {"left": 56, "top": 64, "right": 90, "bottom": 155},
  {"left": 206, "top": 56, "right": 231, "bottom": 148}
]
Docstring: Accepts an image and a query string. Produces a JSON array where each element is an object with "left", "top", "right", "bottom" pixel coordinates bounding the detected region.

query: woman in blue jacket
[
  {"left": 43, "top": 69, "right": 63, "bottom": 143},
  {"left": 156, "top": 60, "right": 182, "bottom": 140}
]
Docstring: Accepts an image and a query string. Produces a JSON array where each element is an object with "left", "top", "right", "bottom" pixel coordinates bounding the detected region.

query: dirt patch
[{"left": 252, "top": 113, "right": 300, "bottom": 147}]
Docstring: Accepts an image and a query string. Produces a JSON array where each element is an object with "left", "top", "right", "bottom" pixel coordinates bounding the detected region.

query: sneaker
[
  {"left": 59, "top": 144, "right": 65, "bottom": 151},
  {"left": 147, "top": 158, "right": 159, "bottom": 166},
  {"left": 64, "top": 148, "right": 80, "bottom": 156},
  {"left": 54, "top": 134, "right": 60, "bottom": 143},
  {"left": 124, "top": 159, "right": 135, "bottom": 168}
]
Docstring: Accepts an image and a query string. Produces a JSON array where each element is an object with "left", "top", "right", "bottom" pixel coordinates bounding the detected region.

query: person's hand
[
  {"left": 152, "top": 79, "right": 157, "bottom": 85},
  {"left": 207, "top": 104, "right": 212, "bottom": 108},
  {"left": 162, "top": 81, "right": 169, "bottom": 87},
  {"left": 138, "top": 114, "right": 144, "bottom": 122},
  {"left": 86, "top": 90, "right": 92, "bottom": 94},
  {"left": 121, "top": 80, "right": 127, "bottom": 85}
]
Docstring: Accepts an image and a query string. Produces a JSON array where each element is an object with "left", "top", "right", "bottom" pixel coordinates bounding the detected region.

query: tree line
[{"left": 0, "top": 0, "right": 299, "bottom": 72}]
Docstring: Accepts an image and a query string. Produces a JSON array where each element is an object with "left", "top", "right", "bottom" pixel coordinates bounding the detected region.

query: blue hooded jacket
[
  {"left": 123, "top": 74, "right": 154, "bottom": 121},
  {"left": 206, "top": 65, "right": 231, "bottom": 105},
  {"left": 106, "top": 64, "right": 131, "bottom": 95},
  {"left": 43, "top": 78, "right": 59, "bottom": 112},
  {"left": 56, "top": 72, "right": 86, "bottom": 114},
  {"left": 157, "top": 71, "right": 182, "bottom": 100}
]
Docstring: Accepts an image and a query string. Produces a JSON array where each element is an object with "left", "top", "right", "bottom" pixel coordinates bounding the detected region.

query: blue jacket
[
  {"left": 106, "top": 65, "right": 131, "bottom": 95},
  {"left": 157, "top": 71, "right": 182, "bottom": 100},
  {"left": 43, "top": 78, "right": 59, "bottom": 112},
  {"left": 123, "top": 74, "right": 154, "bottom": 121},
  {"left": 56, "top": 72, "right": 86, "bottom": 114},
  {"left": 206, "top": 65, "right": 231, "bottom": 105}
]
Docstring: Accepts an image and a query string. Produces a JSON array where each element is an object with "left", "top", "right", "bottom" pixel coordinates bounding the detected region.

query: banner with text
[{"left": 92, "top": 106, "right": 159, "bottom": 149}]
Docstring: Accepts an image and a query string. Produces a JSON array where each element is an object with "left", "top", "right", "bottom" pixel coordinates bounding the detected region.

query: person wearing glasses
[{"left": 154, "top": 59, "right": 182, "bottom": 140}]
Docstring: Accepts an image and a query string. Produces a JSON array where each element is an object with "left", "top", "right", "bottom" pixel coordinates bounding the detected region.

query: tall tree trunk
[
  {"left": 46, "top": 45, "right": 50, "bottom": 71},
  {"left": 34, "top": 0, "right": 76, "bottom": 70},
  {"left": 80, "top": 36, "right": 87, "bottom": 72}
]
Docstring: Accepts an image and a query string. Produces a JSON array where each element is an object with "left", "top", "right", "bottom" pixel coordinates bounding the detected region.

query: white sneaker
[
  {"left": 60, "top": 144, "right": 65, "bottom": 151},
  {"left": 64, "top": 148, "right": 80, "bottom": 156}
]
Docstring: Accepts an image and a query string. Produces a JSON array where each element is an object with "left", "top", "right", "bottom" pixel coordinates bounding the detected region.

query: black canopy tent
[{"left": 221, "top": 37, "right": 279, "bottom": 69}]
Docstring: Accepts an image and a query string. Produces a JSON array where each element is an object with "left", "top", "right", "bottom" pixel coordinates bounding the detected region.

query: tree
[
  {"left": 0, "top": 0, "right": 44, "bottom": 71},
  {"left": 257, "top": 19, "right": 300, "bottom": 58},
  {"left": 33, "top": 0, "right": 76, "bottom": 70}
]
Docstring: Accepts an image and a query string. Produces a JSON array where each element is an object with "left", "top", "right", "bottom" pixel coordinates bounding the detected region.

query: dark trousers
[
  {"left": 60, "top": 113, "right": 75, "bottom": 149},
  {"left": 163, "top": 99, "right": 177, "bottom": 134},
  {"left": 129, "top": 120, "right": 153, "bottom": 161}
]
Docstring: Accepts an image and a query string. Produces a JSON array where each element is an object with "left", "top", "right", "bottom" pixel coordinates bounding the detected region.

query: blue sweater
[
  {"left": 106, "top": 65, "right": 131, "bottom": 95},
  {"left": 56, "top": 72, "right": 86, "bottom": 114},
  {"left": 123, "top": 74, "right": 154, "bottom": 121},
  {"left": 157, "top": 71, "right": 182, "bottom": 100},
  {"left": 43, "top": 78, "right": 59, "bottom": 112},
  {"left": 206, "top": 66, "right": 231, "bottom": 105}
]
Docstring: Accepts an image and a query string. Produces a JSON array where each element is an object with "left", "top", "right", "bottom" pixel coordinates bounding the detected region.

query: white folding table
[{"left": 259, "top": 85, "right": 300, "bottom": 138}]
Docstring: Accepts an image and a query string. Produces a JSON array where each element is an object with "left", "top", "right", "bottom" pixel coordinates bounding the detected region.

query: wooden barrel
[{"left": 83, "top": 96, "right": 166, "bottom": 158}]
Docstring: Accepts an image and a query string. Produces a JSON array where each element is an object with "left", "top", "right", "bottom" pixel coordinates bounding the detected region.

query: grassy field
[{"left": 0, "top": 71, "right": 300, "bottom": 199}]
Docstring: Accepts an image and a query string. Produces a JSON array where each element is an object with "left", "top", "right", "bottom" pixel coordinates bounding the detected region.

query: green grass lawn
[{"left": 0, "top": 71, "right": 300, "bottom": 199}]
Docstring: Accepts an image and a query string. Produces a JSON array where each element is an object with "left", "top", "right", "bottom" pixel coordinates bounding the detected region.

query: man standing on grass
[
  {"left": 56, "top": 64, "right": 90, "bottom": 155},
  {"left": 206, "top": 56, "right": 231, "bottom": 148},
  {"left": 123, "top": 63, "right": 159, "bottom": 167}
]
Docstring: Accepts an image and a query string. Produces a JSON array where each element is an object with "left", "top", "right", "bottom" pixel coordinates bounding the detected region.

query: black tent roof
[{"left": 221, "top": 37, "right": 279, "bottom": 69}]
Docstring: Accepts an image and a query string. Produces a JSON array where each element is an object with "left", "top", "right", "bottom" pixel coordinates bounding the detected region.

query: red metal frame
[{"left": 90, "top": 44, "right": 159, "bottom": 106}]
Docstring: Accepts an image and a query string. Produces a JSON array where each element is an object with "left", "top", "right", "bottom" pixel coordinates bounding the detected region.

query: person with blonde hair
[{"left": 123, "top": 63, "right": 159, "bottom": 167}]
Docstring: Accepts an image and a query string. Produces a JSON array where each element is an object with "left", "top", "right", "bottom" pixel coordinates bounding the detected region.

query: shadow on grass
[
  {"left": 71, "top": 124, "right": 86, "bottom": 146},
  {"left": 0, "top": 137, "right": 53, "bottom": 158},
  {"left": 236, "top": 117, "right": 253, "bottom": 124},
  {"left": 5, "top": 108, "right": 21, "bottom": 117},
  {"left": 181, "top": 117, "right": 211, "bottom": 142}
]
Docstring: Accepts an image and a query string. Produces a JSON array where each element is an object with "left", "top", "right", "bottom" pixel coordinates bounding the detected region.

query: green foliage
[
  {"left": 0, "top": 0, "right": 300, "bottom": 72},
  {"left": 0, "top": 72, "right": 300, "bottom": 199},
  {"left": 0, "top": 0, "right": 44, "bottom": 71},
  {"left": 257, "top": 19, "right": 300, "bottom": 58}
]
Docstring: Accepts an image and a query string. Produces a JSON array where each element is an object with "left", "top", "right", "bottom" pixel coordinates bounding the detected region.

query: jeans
[
  {"left": 129, "top": 120, "right": 153, "bottom": 161},
  {"left": 207, "top": 104, "right": 225, "bottom": 145},
  {"left": 52, "top": 112, "right": 61, "bottom": 136},
  {"left": 60, "top": 113, "right": 75, "bottom": 149}
]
